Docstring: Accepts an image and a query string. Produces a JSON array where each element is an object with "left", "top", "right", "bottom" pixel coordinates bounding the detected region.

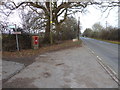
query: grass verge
[
  {"left": 3, "top": 40, "right": 82, "bottom": 58},
  {"left": 91, "top": 38, "right": 120, "bottom": 45}
]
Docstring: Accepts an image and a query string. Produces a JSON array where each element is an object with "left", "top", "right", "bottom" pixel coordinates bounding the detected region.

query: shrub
[{"left": 2, "top": 33, "right": 32, "bottom": 51}]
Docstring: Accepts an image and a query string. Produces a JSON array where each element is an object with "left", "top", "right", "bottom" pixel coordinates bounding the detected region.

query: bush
[
  {"left": 83, "top": 26, "right": 119, "bottom": 41},
  {"left": 2, "top": 33, "right": 32, "bottom": 51}
]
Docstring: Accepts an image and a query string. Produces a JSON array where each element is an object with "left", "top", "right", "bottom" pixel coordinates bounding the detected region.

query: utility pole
[
  {"left": 50, "top": 0, "right": 53, "bottom": 44},
  {"left": 78, "top": 17, "right": 80, "bottom": 40},
  {"left": 106, "top": 21, "right": 107, "bottom": 31}
]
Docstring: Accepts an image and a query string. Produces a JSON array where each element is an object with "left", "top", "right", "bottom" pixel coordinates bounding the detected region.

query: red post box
[
  {"left": 34, "top": 36, "right": 39, "bottom": 45},
  {"left": 32, "top": 36, "right": 39, "bottom": 49}
]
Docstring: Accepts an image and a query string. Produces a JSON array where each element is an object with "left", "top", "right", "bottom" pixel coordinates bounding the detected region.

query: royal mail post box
[{"left": 32, "top": 36, "right": 39, "bottom": 49}]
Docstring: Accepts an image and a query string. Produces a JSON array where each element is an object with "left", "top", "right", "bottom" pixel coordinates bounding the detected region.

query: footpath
[{"left": 3, "top": 46, "right": 118, "bottom": 88}]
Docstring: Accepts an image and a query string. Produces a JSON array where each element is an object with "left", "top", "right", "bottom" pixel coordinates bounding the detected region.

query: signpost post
[
  {"left": 15, "top": 24, "right": 20, "bottom": 51},
  {"left": 8, "top": 24, "right": 21, "bottom": 51}
]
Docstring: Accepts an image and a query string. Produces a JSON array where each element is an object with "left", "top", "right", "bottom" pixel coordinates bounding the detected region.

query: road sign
[
  {"left": 8, "top": 25, "right": 15, "bottom": 29},
  {"left": 12, "top": 32, "right": 21, "bottom": 34}
]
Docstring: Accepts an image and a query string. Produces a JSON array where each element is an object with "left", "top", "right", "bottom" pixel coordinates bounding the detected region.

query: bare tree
[
  {"left": 2, "top": 0, "right": 119, "bottom": 43},
  {"left": 92, "top": 22, "right": 104, "bottom": 32},
  {"left": 19, "top": 8, "right": 45, "bottom": 34}
]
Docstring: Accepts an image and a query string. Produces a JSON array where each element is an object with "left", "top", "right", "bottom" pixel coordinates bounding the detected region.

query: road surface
[{"left": 81, "top": 37, "right": 118, "bottom": 75}]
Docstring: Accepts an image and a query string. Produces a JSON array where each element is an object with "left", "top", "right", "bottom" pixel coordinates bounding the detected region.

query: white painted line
[
  {"left": 107, "top": 66, "right": 117, "bottom": 76},
  {"left": 91, "top": 51, "right": 94, "bottom": 54},
  {"left": 97, "top": 56, "right": 102, "bottom": 61},
  {"left": 87, "top": 46, "right": 120, "bottom": 85},
  {"left": 84, "top": 43, "right": 120, "bottom": 85},
  {"left": 113, "top": 76, "right": 118, "bottom": 82},
  {"left": 99, "top": 58, "right": 102, "bottom": 61},
  {"left": 96, "top": 57, "right": 120, "bottom": 85}
]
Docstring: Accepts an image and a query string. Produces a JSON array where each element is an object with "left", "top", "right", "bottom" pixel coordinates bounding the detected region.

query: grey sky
[{"left": 77, "top": 5, "right": 118, "bottom": 32}]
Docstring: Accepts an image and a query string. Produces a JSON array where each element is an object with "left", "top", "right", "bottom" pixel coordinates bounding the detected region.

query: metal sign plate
[{"left": 12, "top": 32, "right": 21, "bottom": 34}]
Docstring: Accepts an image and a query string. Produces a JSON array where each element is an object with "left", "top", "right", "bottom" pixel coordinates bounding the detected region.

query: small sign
[
  {"left": 12, "top": 32, "right": 21, "bottom": 34},
  {"left": 8, "top": 25, "right": 15, "bottom": 29}
]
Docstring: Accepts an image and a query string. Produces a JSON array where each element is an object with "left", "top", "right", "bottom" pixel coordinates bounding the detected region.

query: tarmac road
[{"left": 81, "top": 37, "right": 118, "bottom": 75}]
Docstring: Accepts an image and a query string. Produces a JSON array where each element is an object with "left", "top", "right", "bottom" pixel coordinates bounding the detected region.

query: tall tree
[
  {"left": 92, "top": 22, "right": 104, "bottom": 32},
  {"left": 2, "top": 0, "right": 119, "bottom": 43},
  {"left": 60, "top": 16, "right": 78, "bottom": 40},
  {"left": 19, "top": 9, "right": 45, "bottom": 34}
]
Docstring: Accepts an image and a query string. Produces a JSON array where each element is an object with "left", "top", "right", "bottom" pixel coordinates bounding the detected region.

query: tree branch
[
  {"left": 59, "top": 8, "right": 68, "bottom": 24},
  {"left": 29, "top": 6, "right": 44, "bottom": 16},
  {"left": 57, "top": 8, "right": 66, "bottom": 16},
  {"left": 5, "top": 2, "right": 26, "bottom": 10},
  {"left": 29, "top": 2, "right": 49, "bottom": 16}
]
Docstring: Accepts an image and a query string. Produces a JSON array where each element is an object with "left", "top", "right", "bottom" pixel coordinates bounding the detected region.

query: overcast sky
[
  {"left": 76, "top": 5, "right": 118, "bottom": 32},
  {"left": 6, "top": 2, "right": 118, "bottom": 33}
]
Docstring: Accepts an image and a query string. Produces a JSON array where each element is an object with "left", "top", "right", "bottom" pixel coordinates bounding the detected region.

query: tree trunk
[{"left": 55, "top": 23, "right": 61, "bottom": 40}]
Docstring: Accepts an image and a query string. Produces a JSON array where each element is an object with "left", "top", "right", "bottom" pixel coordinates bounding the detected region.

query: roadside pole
[
  {"left": 78, "top": 17, "right": 80, "bottom": 40},
  {"left": 15, "top": 24, "right": 20, "bottom": 51},
  {"left": 50, "top": 0, "right": 53, "bottom": 45},
  {"left": 106, "top": 21, "right": 107, "bottom": 31}
]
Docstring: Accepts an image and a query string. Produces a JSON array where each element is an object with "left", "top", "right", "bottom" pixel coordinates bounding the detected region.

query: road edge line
[{"left": 83, "top": 44, "right": 120, "bottom": 86}]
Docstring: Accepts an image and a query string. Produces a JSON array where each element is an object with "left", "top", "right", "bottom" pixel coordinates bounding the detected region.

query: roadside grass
[
  {"left": 3, "top": 40, "right": 82, "bottom": 58},
  {"left": 91, "top": 38, "right": 120, "bottom": 45}
]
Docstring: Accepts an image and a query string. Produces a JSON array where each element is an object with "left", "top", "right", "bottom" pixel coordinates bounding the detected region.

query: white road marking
[
  {"left": 97, "top": 56, "right": 102, "bottom": 61},
  {"left": 97, "top": 59, "right": 119, "bottom": 84},
  {"left": 107, "top": 66, "right": 117, "bottom": 76},
  {"left": 86, "top": 46, "right": 120, "bottom": 85},
  {"left": 91, "top": 51, "right": 94, "bottom": 54}
]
